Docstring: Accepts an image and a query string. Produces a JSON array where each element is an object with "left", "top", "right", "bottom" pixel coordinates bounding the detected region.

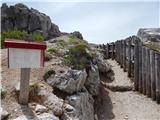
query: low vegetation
[
  {"left": 69, "top": 35, "right": 88, "bottom": 45},
  {"left": 47, "top": 47, "right": 58, "bottom": 54},
  {"left": 145, "top": 41, "right": 160, "bottom": 52},
  {"left": 64, "top": 43, "right": 92, "bottom": 70},
  {"left": 1, "top": 29, "right": 45, "bottom": 48}
]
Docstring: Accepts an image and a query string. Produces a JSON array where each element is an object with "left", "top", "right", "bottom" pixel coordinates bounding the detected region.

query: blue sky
[{"left": 1, "top": 0, "right": 159, "bottom": 44}]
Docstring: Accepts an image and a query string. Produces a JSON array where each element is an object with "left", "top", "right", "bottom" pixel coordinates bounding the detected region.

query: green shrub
[
  {"left": 69, "top": 35, "right": 79, "bottom": 45},
  {"left": 43, "top": 70, "right": 56, "bottom": 81},
  {"left": 56, "top": 39, "right": 66, "bottom": 48},
  {"left": 1, "top": 30, "right": 45, "bottom": 48},
  {"left": 31, "top": 33, "right": 45, "bottom": 42},
  {"left": 47, "top": 47, "right": 58, "bottom": 54},
  {"left": 64, "top": 44, "right": 92, "bottom": 70}
]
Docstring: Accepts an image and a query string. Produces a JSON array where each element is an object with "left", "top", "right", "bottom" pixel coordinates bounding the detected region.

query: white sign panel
[{"left": 8, "top": 48, "right": 42, "bottom": 68}]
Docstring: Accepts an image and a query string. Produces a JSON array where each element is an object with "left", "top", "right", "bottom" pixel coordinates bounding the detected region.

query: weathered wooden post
[
  {"left": 146, "top": 48, "right": 151, "bottom": 97},
  {"left": 120, "top": 40, "right": 123, "bottom": 67},
  {"left": 142, "top": 46, "right": 146, "bottom": 95},
  {"left": 111, "top": 43, "right": 114, "bottom": 60},
  {"left": 155, "top": 52, "right": 160, "bottom": 103},
  {"left": 122, "top": 40, "right": 124, "bottom": 69},
  {"left": 5, "top": 39, "right": 46, "bottom": 105},
  {"left": 134, "top": 39, "right": 139, "bottom": 91},
  {"left": 128, "top": 39, "right": 132, "bottom": 77},
  {"left": 138, "top": 43, "right": 143, "bottom": 93},
  {"left": 150, "top": 50, "right": 156, "bottom": 100},
  {"left": 123, "top": 40, "right": 127, "bottom": 72}
]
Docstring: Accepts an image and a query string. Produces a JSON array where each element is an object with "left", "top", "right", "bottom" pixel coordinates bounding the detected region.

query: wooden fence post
[
  {"left": 150, "top": 50, "right": 156, "bottom": 100},
  {"left": 128, "top": 39, "right": 131, "bottom": 77},
  {"left": 146, "top": 48, "right": 151, "bottom": 97},
  {"left": 142, "top": 46, "right": 147, "bottom": 95},
  {"left": 123, "top": 40, "right": 127, "bottom": 72},
  {"left": 120, "top": 41, "right": 123, "bottom": 67},
  {"left": 138, "top": 43, "right": 143, "bottom": 93},
  {"left": 155, "top": 52, "right": 160, "bottom": 103},
  {"left": 134, "top": 39, "right": 139, "bottom": 91},
  {"left": 19, "top": 68, "right": 31, "bottom": 105},
  {"left": 111, "top": 43, "right": 114, "bottom": 60}
]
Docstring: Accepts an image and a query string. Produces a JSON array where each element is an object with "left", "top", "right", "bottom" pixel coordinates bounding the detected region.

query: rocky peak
[{"left": 1, "top": 3, "right": 61, "bottom": 39}]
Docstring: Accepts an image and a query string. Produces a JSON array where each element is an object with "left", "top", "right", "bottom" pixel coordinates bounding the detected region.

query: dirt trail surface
[{"left": 96, "top": 59, "right": 160, "bottom": 120}]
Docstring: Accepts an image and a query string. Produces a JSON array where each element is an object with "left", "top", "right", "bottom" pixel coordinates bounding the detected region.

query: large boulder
[
  {"left": 1, "top": 3, "right": 61, "bottom": 39},
  {"left": 36, "top": 84, "right": 64, "bottom": 116},
  {"left": 96, "top": 53, "right": 111, "bottom": 73},
  {"left": 1, "top": 108, "right": 10, "bottom": 120},
  {"left": 62, "top": 89, "right": 94, "bottom": 120},
  {"left": 85, "top": 64, "right": 100, "bottom": 96},
  {"left": 13, "top": 113, "right": 59, "bottom": 120},
  {"left": 46, "top": 69, "right": 87, "bottom": 94},
  {"left": 137, "top": 28, "right": 160, "bottom": 42},
  {"left": 71, "top": 31, "right": 83, "bottom": 40}
]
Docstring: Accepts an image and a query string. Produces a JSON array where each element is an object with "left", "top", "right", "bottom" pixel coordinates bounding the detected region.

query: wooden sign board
[
  {"left": 5, "top": 39, "right": 47, "bottom": 105},
  {"left": 5, "top": 39, "right": 46, "bottom": 68}
]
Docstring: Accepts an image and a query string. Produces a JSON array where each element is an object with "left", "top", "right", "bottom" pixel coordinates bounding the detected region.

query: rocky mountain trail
[{"left": 95, "top": 58, "right": 160, "bottom": 120}]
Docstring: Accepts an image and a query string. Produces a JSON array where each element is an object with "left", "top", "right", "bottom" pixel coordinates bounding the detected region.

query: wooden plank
[
  {"left": 120, "top": 41, "right": 123, "bottom": 68},
  {"left": 138, "top": 44, "right": 143, "bottom": 93},
  {"left": 19, "top": 68, "right": 31, "bottom": 105},
  {"left": 123, "top": 40, "right": 127, "bottom": 72},
  {"left": 128, "top": 39, "right": 132, "bottom": 77},
  {"left": 150, "top": 50, "right": 156, "bottom": 100},
  {"left": 111, "top": 43, "right": 114, "bottom": 60},
  {"left": 155, "top": 52, "right": 160, "bottom": 103},
  {"left": 142, "top": 46, "right": 147, "bottom": 95},
  {"left": 134, "top": 39, "right": 139, "bottom": 91},
  {"left": 146, "top": 48, "right": 151, "bottom": 97},
  {"left": 115, "top": 41, "right": 118, "bottom": 61}
]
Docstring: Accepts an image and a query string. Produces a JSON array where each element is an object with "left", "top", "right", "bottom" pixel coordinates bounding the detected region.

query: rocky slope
[
  {"left": 1, "top": 3, "right": 61, "bottom": 39},
  {"left": 1, "top": 34, "right": 114, "bottom": 120}
]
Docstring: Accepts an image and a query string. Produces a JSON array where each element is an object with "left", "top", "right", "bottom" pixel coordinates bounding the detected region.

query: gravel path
[{"left": 96, "top": 59, "right": 160, "bottom": 120}]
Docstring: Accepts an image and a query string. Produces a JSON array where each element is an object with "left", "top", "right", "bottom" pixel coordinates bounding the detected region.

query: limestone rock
[
  {"left": 13, "top": 113, "right": 59, "bottom": 120},
  {"left": 35, "top": 104, "right": 47, "bottom": 113},
  {"left": 1, "top": 3, "right": 61, "bottom": 39},
  {"left": 96, "top": 54, "right": 111, "bottom": 73},
  {"left": 46, "top": 69, "right": 87, "bottom": 94},
  {"left": 137, "top": 28, "right": 160, "bottom": 42},
  {"left": 62, "top": 89, "right": 94, "bottom": 120},
  {"left": 37, "top": 84, "right": 64, "bottom": 116},
  {"left": 1, "top": 108, "right": 10, "bottom": 120},
  {"left": 85, "top": 64, "right": 100, "bottom": 96},
  {"left": 1, "top": 86, "right": 7, "bottom": 99}
]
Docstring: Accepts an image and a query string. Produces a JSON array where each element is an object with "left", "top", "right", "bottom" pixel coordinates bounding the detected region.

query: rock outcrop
[
  {"left": 1, "top": 108, "right": 10, "bottom": 120},
  {"left": 1, "top": 3, "right": 61, "bottom": 39},
  {"left": 137, "top": 28, "right": 160, "bottom": 42},
  {"left": 13, "top": 113, "right": 59, "bottom": 120},
  {"left": 37, "top": 84, "right": 64, "bottom": 116},
  {"left": 62, "top": 89, "right": 94, "bottom": 120},
  {"left": 96, "top": 53, "right": 111, "bottom": 73},
  {"left": 85, "top": 64, "right": 100, "bottom": 96},
  {"left": 71, "top": 31, "right": 83, "bottom": 40},
  {"left": 46, "top": 69, "right": 87, "bottom": 94}
]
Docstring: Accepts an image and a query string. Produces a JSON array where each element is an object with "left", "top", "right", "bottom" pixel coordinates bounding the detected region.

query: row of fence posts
[{"left": 97, "top": 36, "right": 160, "bottom": 104}]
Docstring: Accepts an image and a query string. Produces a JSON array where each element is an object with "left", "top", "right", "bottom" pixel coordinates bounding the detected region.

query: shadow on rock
[
  {"left": 20, "top": 105, "right": 38, "bottom": 119},
  {"left": 94, "top": 84, "right": 115, "bottom": 120}
]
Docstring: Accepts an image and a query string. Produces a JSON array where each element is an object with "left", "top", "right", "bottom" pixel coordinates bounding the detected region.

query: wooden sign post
[{"left": 5, "top": 39, "right": 46, "bottom": 105}]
